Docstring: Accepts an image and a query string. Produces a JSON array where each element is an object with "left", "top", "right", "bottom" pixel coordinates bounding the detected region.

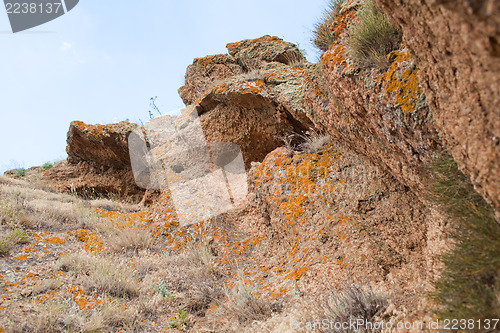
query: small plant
[
  {"left": 154, "top": 280, "right": 176, "bottom": 300},
  {"left": 148, "top": 96, "right": 162, "bottom": 119},
  {"left": 312, "top": 0, "right": 345, "bottom": 52},
  {"left": 170, "top": 310, "right": 190, "bottom": 329},
  {"left": 297, "top": 130, "right": 332, "bottom": 153},
  {"left": 14, "top": 168, "right": 26, "bottom": 177},
  {"left": 226, "top": 281, "right": 272, "bottom": 324},
  {"left": 323, "top": 283, "right": 386, "bottom": 333},
  {"left": 276, "top": 133, "right": 298, "bottom": 157},
  {"left": 7, "top": 228, "right": 29, "bottom": 244},
  {"left": 346, "top": 1, "right": 402, "bottom": 68},
  {"left": 0, "top": 229, "right": 29, "bottom": 255},
  {"left": 41, "top": 162, "right": 54, "bottom": 171},
  {"left": 0, "top": 240, "right": 9, "bottom": 255}
]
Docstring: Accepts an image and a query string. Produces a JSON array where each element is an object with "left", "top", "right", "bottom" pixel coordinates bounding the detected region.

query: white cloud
[{"left": 60, "top": 41, "right": 73, "bottom": 52}]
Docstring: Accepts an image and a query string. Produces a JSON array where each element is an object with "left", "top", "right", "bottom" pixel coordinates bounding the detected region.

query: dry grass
[
  {"left": 346, "top": 1, "right": 402, "bottom": 69},
  {"left": 312, "top": 0, "right": 345, "bottom": 52},
  {"left": 32, "top": 279, "right": 61, "bottom": 296},
  {"left": 106, "top": 226, "right": 158, "bottom": 253},
  {"left": 90, "top": 198, "right": 141, "bottom": 213},
  {"left": 82, "top": 302, "right": 141, "bottom": 332},
  {"left": 298, "top": 130, "right": 332, "bottom": 153},
  {"left": 0, "top": 179, "right": 98, "bottom": 231},
  {"left": 323, "top": 283, "right": 387, "bottom": 333},
  {"left": 225, "top": 280, "right": 272, "bottom": 324},
  {"left": 58, "top": 253, "right": 139, "bottom": 299}
]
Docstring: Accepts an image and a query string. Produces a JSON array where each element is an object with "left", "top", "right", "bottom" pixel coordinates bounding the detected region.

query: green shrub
[
  {"left": 346, "top": 1, "right": 402, "bottom": 68},
  {"left": 41, "top": 162, "right": 54, "bottom": 171},
  {"left": 14, "top": 168, "right": 26, "bottom": 177},
  {"left": 312, "top": 0, "right": 345, "bottom": 52},
  {"left": 428, "top": 152, "right": 500, "bottom": 325}
]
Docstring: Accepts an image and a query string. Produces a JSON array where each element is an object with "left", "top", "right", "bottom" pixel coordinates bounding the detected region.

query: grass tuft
[
  {"left": 312, "top": 0, "right": 345, "bottom": 52},
  {"left": 298, "top": 130, "right": 332, "bottom": 153},
  {"left": 428, "top": 152, "right": 500, "bottom": 324},
  {"left": 323, "top": 283, "right": 386, "bottom": 333},
  {"left": 41, "top": 162, "right": 54, "bottom": 171},
  {"left": 226, "top": 281, "right": 272, "bottom": 324},
  {"left": 346, "top": 1, "right": 402, "bottom": 69},
  {"left": 58, "top": 253, "right": 139, "bottom": 299}
]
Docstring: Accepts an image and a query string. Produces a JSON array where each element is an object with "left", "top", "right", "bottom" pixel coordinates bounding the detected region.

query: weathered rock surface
[
  {"left": 226, "top": 35, "right": 306, "bottom": 70},
  {"left": 178, "top": 36, "right": 315, "bottom": 167},
  {"left": 373, "top": 0, "right": 500, "bottom": 211},
  {"left": 178, "top": 54, "right": 244, "bottom": 106},
  {"left": 43, "top": 121, "right": 145, "bottom": 202},
  {"left": 301, "top": 7, "right": 441, "bottom": 202}
]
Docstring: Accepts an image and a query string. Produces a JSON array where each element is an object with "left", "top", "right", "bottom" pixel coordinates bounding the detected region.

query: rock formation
[
  {"left": 43, "top": 121, "right": 145, "bottom": 202},
  {"left": 25, "top": 4, "right": 498, "bottom": 327}
]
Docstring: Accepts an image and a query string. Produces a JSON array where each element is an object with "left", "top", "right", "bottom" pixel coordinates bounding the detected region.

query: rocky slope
[{"left": 8, "top": 2, "right": 497, "bottom": 331}]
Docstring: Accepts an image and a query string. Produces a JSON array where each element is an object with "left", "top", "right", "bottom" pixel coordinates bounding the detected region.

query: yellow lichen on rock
[{"left": 377, "top": 47, "right": 423, "bottom": 113}]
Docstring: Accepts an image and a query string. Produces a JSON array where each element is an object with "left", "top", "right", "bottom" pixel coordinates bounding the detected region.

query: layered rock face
[
  {"left": 301, "top": 5, "right": 441, "bottom": 202},
  {"left": 178, "top": 35, "right": 315, "bottom": 167},
  {"left": 43, "top": 121, "right": 145, "bottom": 202},
  {"left": 373, "top": 0, "right": 500, "bottom": 211}
]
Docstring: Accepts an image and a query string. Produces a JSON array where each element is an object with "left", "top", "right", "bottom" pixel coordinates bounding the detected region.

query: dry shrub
[{"left": 323, "top": 283, "right": 387, "bottom": 333}]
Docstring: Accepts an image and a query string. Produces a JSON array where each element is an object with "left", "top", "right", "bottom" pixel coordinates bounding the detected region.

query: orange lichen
[
  {"left": 66, "top": 285, "right": 107, "bottom": 310},
  {"left": 321, "top": 43, "right": 346, "bottom": 69},
  {"left": 331, "top": 9, "right": 357, "bottom": 37},
  {"left": 226, "top": 35, "right": 283, "bottom": 51},
  {"left": 75, "top": 229, "right": 103, "bottom": 253},
  {"left": 71, "top": 120, "right": 135, "bottom": 141},
  {"left": 43, "top": 236, "right": 65, "bottom": 244}
]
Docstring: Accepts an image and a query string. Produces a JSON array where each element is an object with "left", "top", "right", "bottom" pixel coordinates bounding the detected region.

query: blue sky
[{"left": 0, "top": 0, "right": 328, "bottom": 173}]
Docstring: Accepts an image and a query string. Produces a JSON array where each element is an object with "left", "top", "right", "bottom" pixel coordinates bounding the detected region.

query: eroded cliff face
[
  {"left": 301, "top": 4, "right": 441, "bottom": 205},
  {"left": 372, "top": 0, "right": 500, "bottom": 211}
]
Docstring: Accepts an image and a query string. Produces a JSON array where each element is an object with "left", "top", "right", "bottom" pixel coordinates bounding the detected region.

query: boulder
[{"left": 43, "top": 121, "right": 145, "bottom": 202}]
